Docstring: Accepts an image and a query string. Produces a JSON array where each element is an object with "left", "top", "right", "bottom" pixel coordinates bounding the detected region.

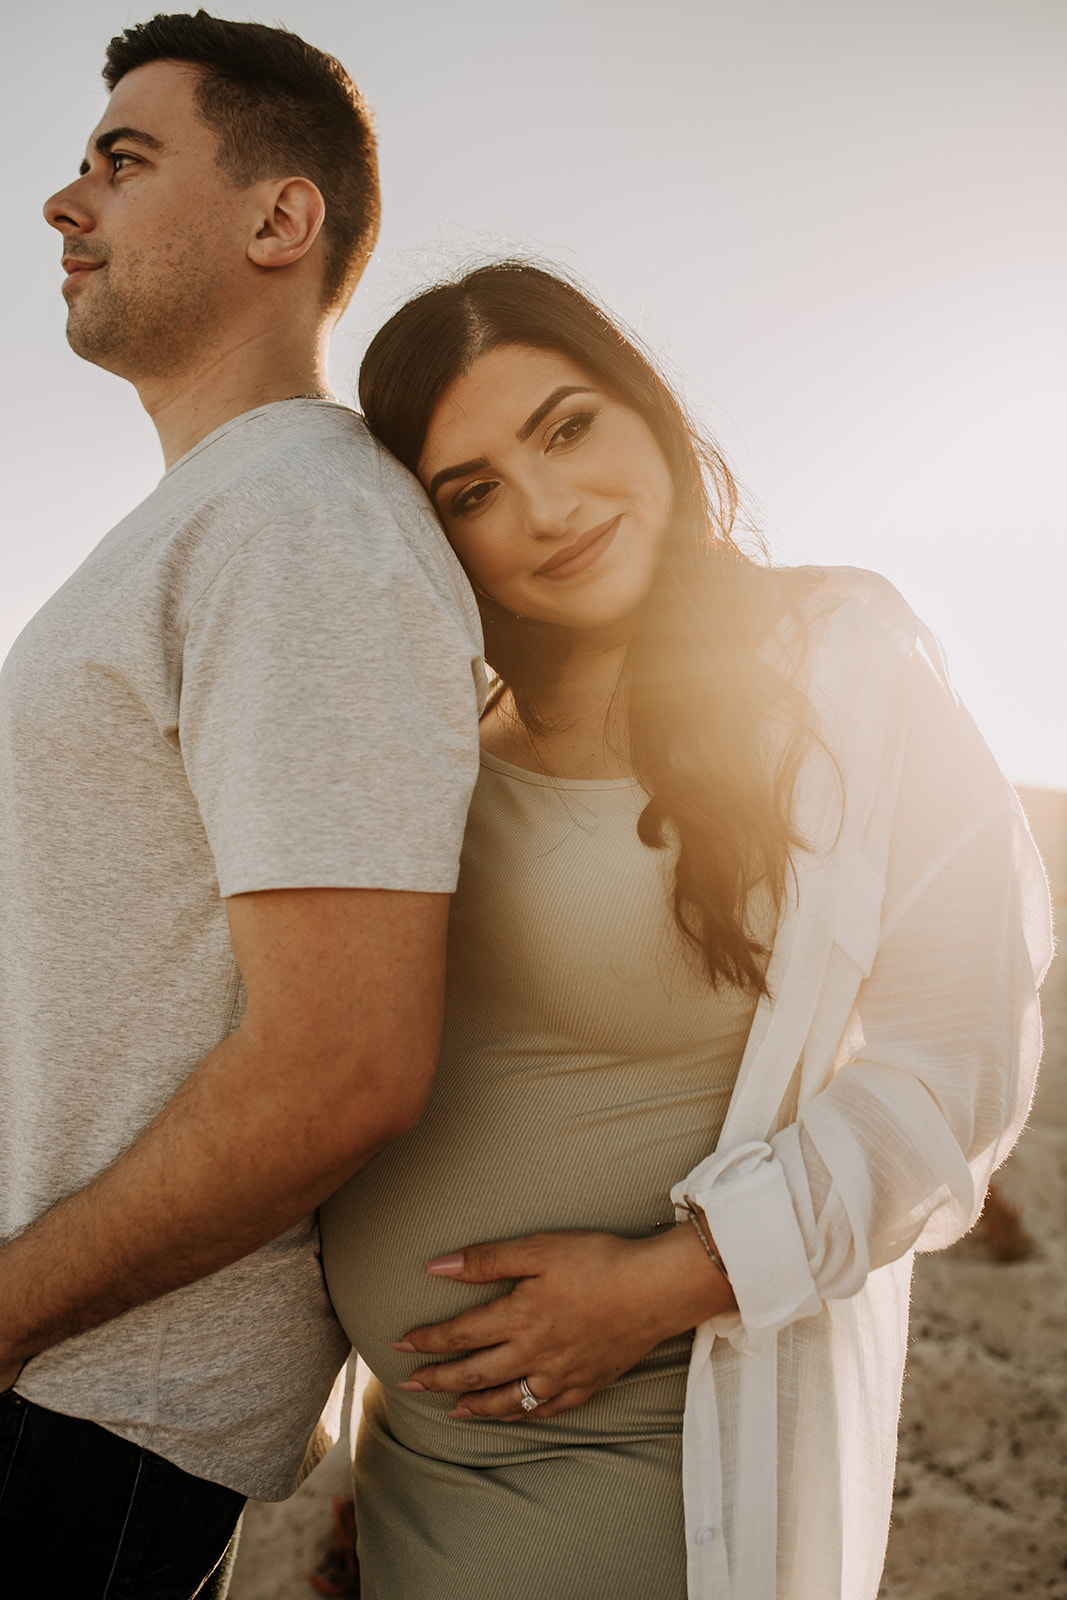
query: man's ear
[{"left": 247, "top": 176, "right": 326, "bottom": 270}]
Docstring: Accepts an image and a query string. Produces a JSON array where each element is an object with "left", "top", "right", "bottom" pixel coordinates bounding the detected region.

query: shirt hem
[{"left": 216, "top": 861, "right": 462, "bottom": 898}]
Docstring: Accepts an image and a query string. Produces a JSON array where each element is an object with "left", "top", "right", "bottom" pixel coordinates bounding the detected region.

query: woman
[{"left": 319, "top": 262, "right": 1051, "bottom": 1600}]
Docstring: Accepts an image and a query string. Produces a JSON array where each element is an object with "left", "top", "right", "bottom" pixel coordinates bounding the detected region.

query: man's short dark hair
[{"left": 104, "top": 11, "right": 380, "bottom": 309}]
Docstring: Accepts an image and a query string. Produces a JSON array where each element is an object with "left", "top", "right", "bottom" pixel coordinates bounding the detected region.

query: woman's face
[{"left": 417, "top": 345, "right": 674, "bottom": 633}]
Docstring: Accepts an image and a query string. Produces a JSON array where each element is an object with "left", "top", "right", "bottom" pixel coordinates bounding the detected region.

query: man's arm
[{"left": 0, "top": 885, "right": 449, "bottom": 1388}]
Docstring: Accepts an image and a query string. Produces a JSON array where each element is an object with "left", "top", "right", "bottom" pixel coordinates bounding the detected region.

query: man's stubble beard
[{"left": 65, "top": 243, "right": 230, "bottom": 384}]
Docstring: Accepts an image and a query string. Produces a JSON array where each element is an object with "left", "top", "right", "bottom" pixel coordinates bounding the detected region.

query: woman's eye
[
  {"left": 452, "top": 480, "right": 496, "bottom": 515},
  {"left": 548, "top": 411, "right": 594, "bottom": 448}
]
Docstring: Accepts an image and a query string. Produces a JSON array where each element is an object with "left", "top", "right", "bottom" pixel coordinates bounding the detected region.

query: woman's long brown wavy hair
[{"left": 359, "top": 262, "right": 819, "bottom": 993}]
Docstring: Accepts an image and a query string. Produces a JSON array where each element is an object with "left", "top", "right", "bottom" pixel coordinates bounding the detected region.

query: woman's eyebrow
[
  {"left": 516, "top": 386, "right": 595, "bottom": 441},
  {"left": 428, "top": 458, "right": 488, "bottom": 504},
  {"left": 427, "top": 385, "right": 597, "bottom": 505}
]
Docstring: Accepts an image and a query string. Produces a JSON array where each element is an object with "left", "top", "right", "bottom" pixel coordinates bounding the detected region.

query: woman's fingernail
[
  {"left": 447, "top": 1405, "right": 473, "bottom": 1419},
  {"left": 390, "top": 1340, "right": 417, "bottom": 1352},
  {"left": 397, "top": 1381, "right": 426, "bottom": 1393},
  {"left": 426, "top": 1253, "right": 465, "bottom": 1275}
]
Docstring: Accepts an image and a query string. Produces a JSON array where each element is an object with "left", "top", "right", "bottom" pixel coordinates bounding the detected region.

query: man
[{"left": 0, "top": 13, "right": 482, "bottom": 1595}]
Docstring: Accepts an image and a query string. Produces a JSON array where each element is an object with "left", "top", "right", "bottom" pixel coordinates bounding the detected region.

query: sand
[
  {"left": 879, "top": 789, "right": 1067, "bottom": 1600},
  {"left": 229, "top": 788, "right": 1066, "bottom": 1600}
]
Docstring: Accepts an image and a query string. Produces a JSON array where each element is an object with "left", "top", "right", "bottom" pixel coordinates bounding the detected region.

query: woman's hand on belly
[{"left": 390, "top": 1222, "right": 736, "bottom": 1421}]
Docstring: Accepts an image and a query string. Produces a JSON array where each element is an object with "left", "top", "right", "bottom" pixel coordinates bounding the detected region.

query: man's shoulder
[
  {"left": 172, "top": 402, "right": 402, "bottom": 516},
  {"left": 187, "top": 405, "right": 435, "bottom": 540},
  {"left": 147, "top": 402, "right": 468, "bottom": 597},
  {"left": 160, "top": 403, "right": 483, "bottom": 651}
]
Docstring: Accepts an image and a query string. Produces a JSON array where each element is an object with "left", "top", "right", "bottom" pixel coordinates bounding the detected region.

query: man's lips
[
  {"left": 534, "top": 517, "right": 619, "bottom": 579},
  {"left": 61, "top": 257, "right": 105, "bottom": 291}
]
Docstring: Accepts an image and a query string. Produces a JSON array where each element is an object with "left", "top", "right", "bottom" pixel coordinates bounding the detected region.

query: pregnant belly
[{"left": 319, "top": 1040, "right": 733, "bottom": 1413}]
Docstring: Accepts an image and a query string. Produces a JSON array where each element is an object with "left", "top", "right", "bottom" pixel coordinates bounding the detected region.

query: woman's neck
[{"left": 480, "top": 640, "right": 632, "bottom": 780}]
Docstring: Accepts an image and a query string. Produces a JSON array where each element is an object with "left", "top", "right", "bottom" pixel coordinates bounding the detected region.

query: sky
[{"left": 4, "top": 0, "right": 1065, "bottom": 788}]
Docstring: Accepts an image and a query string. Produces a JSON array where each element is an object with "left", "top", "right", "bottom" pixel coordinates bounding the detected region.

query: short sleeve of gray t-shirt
[
  {"left": 0, "top": 401, "right": 483, "bottom": 1499},
  {"left": 182, "top": 469, "right": 481, "bottom": 896}
]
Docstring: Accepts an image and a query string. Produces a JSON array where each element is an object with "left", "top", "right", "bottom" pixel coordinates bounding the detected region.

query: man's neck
[{"left": 137, "top": 319, "right": 335, "bottom": 470}]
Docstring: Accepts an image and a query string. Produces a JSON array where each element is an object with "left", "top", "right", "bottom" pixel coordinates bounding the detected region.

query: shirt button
[{"left": 696, "top": 1525, "right": 717, "bottom": 1546}]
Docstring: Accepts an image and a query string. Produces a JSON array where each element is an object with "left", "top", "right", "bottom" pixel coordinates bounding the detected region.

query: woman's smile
[{"left": 534, "top": 516, "right": 619, "bottom": 579}]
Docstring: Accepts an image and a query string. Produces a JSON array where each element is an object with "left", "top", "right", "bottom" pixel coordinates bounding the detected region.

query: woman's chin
[{"left": 520, "top": 595, "right": 647, "bottom": 643}]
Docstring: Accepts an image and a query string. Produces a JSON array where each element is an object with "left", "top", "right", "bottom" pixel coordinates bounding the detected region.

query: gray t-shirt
[{"left": 0, "top": 400, "right": 484, "bottom": 1499}]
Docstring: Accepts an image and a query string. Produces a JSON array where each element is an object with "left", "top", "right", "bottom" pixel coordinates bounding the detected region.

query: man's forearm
[
  {"left": 0, "top": 886, "right": 450, "bottom": 1388},
  {"left": 0, "top": 1023, "right": 417, "bottom": 1382}
]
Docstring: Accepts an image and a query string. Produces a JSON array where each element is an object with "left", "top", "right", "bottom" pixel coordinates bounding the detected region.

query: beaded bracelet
[{"left": 685, "top": 1207, "right": 731, "bottom": 1283}]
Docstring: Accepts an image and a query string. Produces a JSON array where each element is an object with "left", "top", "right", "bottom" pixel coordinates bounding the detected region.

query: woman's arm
[
  {"left": 690, "top": 799, "right": 1048, "bottom": 1354},
  {"left": 678, "top": 656, "right": 1050, "bottom": 1352}
]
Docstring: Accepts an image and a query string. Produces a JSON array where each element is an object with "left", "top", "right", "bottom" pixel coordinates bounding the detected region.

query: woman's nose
[{"left": 521, "top": 471, "right": 581, "bottom": 539}]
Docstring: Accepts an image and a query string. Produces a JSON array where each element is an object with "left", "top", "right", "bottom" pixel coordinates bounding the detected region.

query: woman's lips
[{"left": 534, "top": 517, "right": 619, "bottom": 580}]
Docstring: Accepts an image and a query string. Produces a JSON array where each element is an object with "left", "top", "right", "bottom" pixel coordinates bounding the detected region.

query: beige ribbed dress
[{"left": 320, "top": 751, "right": 762, "bottom": 1599}]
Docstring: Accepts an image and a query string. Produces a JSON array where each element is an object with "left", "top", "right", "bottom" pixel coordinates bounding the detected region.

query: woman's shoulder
[
  {"left": 759, "top": 565, "right": 959, "bottom": 778},
  {"left": 784, "top": 563, "right": 916, "bottom": 627},
  {"left": 775, "top": 564, "right": 941, "bottom": 684}
]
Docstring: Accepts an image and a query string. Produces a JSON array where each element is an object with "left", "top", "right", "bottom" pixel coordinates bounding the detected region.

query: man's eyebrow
[
  {"left": 516, "top": 386, "right": 595, "bottom": 442},
  {"left": 428, "top": 458, "right": 488, "bottom": 505},
  {"left": 79, "top": 125, "right": 164, "bottom": 176}
]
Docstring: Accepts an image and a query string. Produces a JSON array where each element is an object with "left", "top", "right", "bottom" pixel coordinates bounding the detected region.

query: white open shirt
[{"left": 670, "top": 569, "right": 1052, "bottom": 1599}]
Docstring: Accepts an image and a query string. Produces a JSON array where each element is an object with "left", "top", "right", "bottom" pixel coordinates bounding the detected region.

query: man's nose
[{"left": 44, "top": 177, "right": 94, "bottom": 235}]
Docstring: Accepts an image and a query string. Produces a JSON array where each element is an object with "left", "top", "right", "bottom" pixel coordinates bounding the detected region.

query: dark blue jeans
[{"left": 0, "top": 1390, "right": 245, "bottom": 1598}]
